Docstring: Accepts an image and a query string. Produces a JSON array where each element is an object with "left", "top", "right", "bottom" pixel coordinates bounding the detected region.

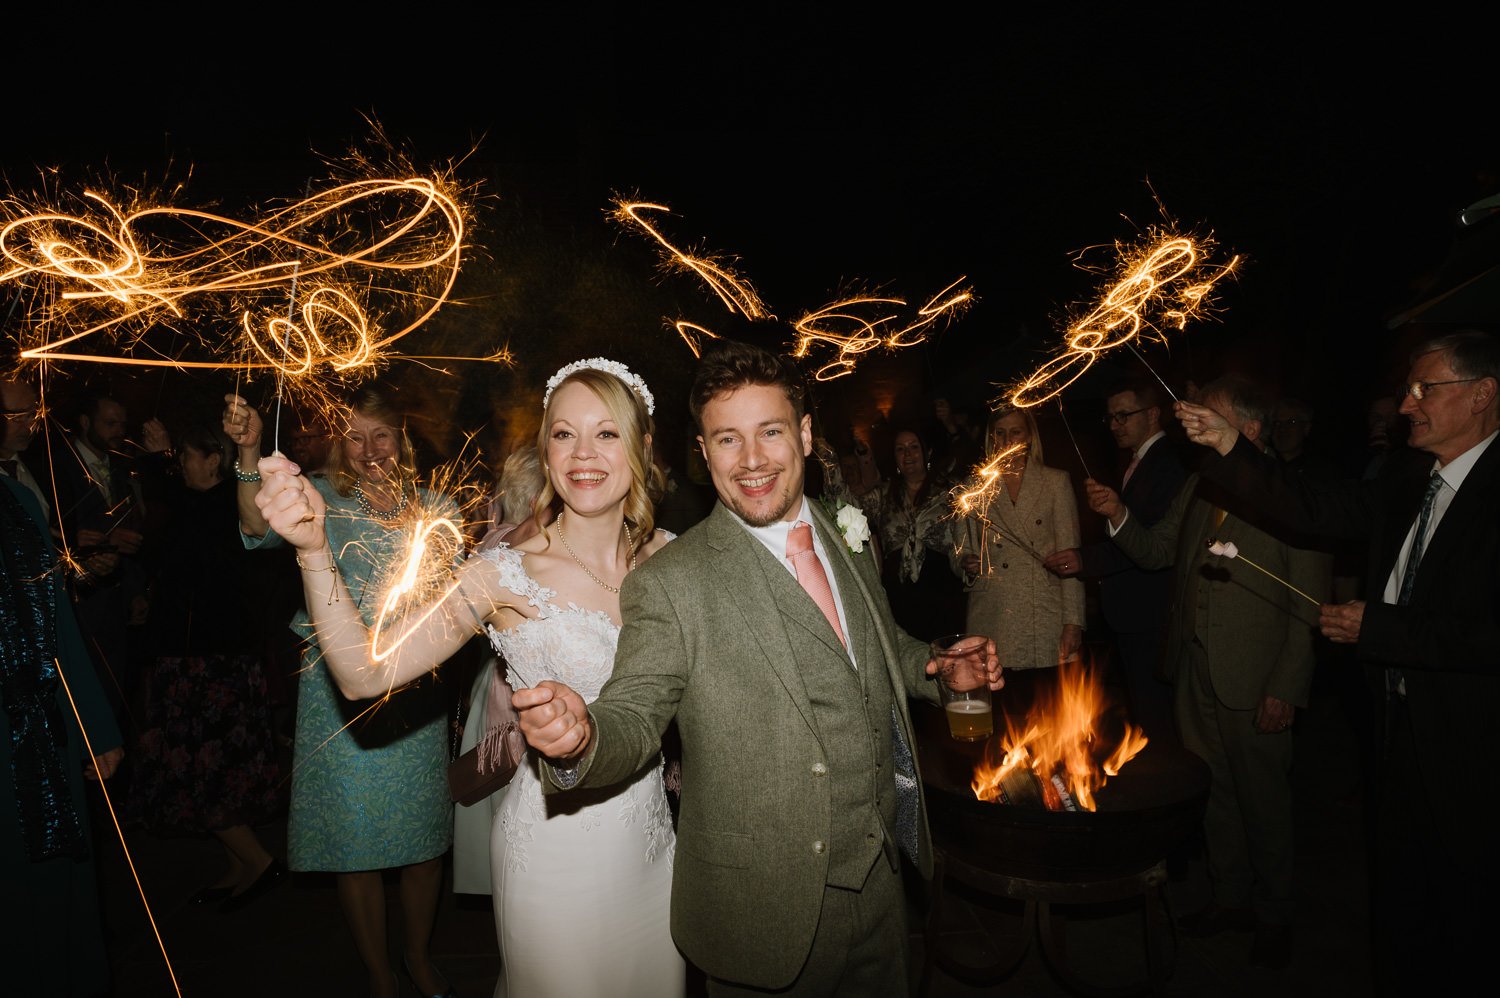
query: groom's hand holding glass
[
  {"left": 924, "top": 637, "right": 1004, "bottom": 692},
  {"left": 515, "top": 682, "right": 593, "bottom": 762}
]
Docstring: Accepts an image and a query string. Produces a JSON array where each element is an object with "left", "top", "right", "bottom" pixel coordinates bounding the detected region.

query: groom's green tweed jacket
[{"left": 564, "top": 499, "right": 938, "bottom": 988}]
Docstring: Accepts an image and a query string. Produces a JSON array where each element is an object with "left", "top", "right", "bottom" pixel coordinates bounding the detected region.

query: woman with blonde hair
[
  {"left": 252, "top": 359, "right": 685, "bottom": 997},
  {"left": 226, "top": 382, "right": 457, "bottom": 998},
  {"left": 957, "top": 407, "right": 1085, "bottom": 670}
]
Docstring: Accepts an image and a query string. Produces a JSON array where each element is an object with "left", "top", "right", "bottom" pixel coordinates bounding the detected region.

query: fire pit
[{"left": 917, "top": 666, "right": 1209, "bottom": 996}]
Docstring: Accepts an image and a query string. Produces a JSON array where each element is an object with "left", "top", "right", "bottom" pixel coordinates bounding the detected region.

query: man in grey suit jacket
[
  {"left": 1085, "top": 375, "right": 1328, "bottom": 970},
  {"left": 517, "top": 340, "right": 1001, "bottom": 995}
]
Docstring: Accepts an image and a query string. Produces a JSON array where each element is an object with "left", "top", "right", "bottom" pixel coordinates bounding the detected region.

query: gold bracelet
[{"left": 296, "top": 548, "right": 341, "bottom": 604}]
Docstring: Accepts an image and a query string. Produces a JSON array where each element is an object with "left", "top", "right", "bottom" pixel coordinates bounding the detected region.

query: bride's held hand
[
  {"left": 514, "top": 681, "right": 592, "bottom": 762},
  {"left": 255, "top": 455, "right": 326, "bottom": 552}
]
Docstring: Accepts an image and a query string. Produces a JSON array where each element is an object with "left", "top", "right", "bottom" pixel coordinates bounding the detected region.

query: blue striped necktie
[{"left": 1397, "top": 473, "right": 1444, "bottom": 605}]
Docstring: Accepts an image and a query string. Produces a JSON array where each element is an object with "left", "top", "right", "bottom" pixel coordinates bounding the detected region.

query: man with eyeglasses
[
  {"left": 1043, "top": 380, "right": 1187, "bottom": 743},
  {"left": 0, "top": 378, "right": 48, "bottom": 517},
  {"left": 1175, "top": 329, "right": 1500, "bottom": 994}
]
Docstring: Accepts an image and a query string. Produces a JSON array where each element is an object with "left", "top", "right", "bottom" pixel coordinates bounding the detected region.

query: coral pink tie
[{"left": 787, "top": 521, "right": 846, "bottom": 647}]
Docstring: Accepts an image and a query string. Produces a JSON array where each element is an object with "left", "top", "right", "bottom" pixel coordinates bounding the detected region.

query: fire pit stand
[
  {"left": 921, "top": 850, "right": 1172, "bottom": 997},
  {"left": 912, "top": 676, "right": 1208, "bottom": 997}
]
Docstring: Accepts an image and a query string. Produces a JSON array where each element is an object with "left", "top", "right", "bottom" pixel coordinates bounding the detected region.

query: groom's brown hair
[{"left": 689, "top": 339, "right": 807, "bottom": 431}]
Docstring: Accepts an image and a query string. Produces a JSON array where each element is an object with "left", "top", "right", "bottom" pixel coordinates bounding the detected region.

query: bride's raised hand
[{"left": 256, "top": 455, "right": 326, "bottom": 552}]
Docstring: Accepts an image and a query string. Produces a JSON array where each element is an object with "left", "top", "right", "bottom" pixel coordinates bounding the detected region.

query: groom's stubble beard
[{"left": 719, "top": 461, "right": 804, "bottom": 528}]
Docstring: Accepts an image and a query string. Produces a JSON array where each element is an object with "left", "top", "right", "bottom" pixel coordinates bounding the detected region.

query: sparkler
[
  {"left": 612, "top": 195, "right": 972, "bottom": 380},
  {"left": 949, "top": 442, "right": 1050, "bottom": 568},
  {"left": 1, "top": 174, "right": 467, "bottom": 412},
  {"left": 611, "top": 199, "right": 770, "bottom": 320},
  {"left": 1054, "top": 398, "right": 1093, "bottom": 480},
  {"left": 1205, "top": 538, "right": 1320, "bottom": 606},
  {"left": 792, "top": 277, "right": 974, "bottom": 382},
  {"left": 56, "top": 659, "right": 181, "bottom": 997},
  {"left": 1001, "top": 229, "right": 1239, "bottom": 410}
]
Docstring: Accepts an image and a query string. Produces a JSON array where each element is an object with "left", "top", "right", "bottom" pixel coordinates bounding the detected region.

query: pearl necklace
[
  {"left": 555, "top": 510, "right": 635, "bottom": 593},
  {"left": 353, "top": 482, "right": 410, "bottom": 521}
]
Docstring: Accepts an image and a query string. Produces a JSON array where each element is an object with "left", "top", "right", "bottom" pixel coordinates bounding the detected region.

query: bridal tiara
[{"left": 543, "top": 357, "right": 656, "bottom": 415}]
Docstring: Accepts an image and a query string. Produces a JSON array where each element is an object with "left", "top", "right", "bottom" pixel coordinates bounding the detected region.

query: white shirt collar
[
  {"left": 1134, "top": 430, "right": 1166, "bottom": 461},
  {"left": 1432, "top": 430, "right": 1498, "bottom": 492}
]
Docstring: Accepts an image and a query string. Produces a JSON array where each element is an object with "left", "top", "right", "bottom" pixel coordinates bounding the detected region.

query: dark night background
[{"left": 5, "top": 8, "right": 1498, "bottom": 476}]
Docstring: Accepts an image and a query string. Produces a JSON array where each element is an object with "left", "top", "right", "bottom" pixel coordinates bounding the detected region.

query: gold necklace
[{"left": 555, "top": 510, "right": 636, "bottom": 593}]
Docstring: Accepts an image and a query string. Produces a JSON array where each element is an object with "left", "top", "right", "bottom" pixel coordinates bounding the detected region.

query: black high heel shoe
[
  {"left": 218, "top": 859, "right": 286, "bottom": 913},
  {"left": 401, "top": 955, "right": 457, "bottom": 998},
  {"left": 188, "top": 884, "right": 234, "bottom": 905}
]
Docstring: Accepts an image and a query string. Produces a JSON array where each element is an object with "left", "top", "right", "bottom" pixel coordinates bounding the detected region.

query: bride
[{"left": 255, "top": 359, "right": 686, "bottom": 998}]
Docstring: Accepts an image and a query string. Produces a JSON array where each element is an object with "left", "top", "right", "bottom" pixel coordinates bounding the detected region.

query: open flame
[{"left": 971, "top": 659, "right": 1148, "bottom": 812}]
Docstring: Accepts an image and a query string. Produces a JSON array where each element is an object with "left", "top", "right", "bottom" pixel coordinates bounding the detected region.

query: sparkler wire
[
  {"left": 55, "top": 659, "right": 181, "bottom": 997},
  {"left": 1054, "top": 399, "right": 1092, "bottom": 480}
]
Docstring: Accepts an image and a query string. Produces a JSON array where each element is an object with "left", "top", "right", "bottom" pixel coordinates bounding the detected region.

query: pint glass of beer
[{"left": 931, "top": 633, "right": 993, "bottom": 742}]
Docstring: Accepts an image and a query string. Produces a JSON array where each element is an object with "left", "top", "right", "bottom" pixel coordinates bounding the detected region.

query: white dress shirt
[
  {"left": 1382, "top": 431, "right": 1499, "bottom": 605},
  {"left": 738, "top": 497, "right": 857, "bottom": 669},
  {"left": 0, "top": 455, "right": 49, "bottom": 519}
]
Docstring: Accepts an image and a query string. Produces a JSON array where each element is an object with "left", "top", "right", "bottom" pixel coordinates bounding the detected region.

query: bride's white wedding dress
[{"left": 479, "top": 545, "right": 684, "bottom": 998}]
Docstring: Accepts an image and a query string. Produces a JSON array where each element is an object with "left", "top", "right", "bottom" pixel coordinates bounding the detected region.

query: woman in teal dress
[{"left": 226, "top": 384, "right": 457, "bottom": 998}]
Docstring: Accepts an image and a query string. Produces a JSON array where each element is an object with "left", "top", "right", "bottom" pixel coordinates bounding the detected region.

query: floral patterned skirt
[{"left": 131, "top": 654, "right": 282, "bottom": 831}]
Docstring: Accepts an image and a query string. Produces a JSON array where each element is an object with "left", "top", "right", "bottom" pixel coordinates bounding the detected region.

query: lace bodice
[{"left": 476, "top": 544, "right": 623, "bottom": 699}]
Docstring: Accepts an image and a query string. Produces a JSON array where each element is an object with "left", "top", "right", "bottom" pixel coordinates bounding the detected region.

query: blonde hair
[
  {"left": 328, "top": 383, "right": 417, "bottom": 498},
  {"left": 988, "top": 408, "right": 1044, "bottom": 467},
  {"left": 533, "top": 368, "right": 663, "bottom": 555}
]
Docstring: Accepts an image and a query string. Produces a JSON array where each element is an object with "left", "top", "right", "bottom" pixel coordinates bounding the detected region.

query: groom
[{"left": 516, "top": 339, "right": 1000, "bottom": 995}]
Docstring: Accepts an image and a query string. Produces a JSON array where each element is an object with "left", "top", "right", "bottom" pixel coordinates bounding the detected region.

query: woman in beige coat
[{"left": 958, "top": 409, "right": 1084, "bottom": 669}]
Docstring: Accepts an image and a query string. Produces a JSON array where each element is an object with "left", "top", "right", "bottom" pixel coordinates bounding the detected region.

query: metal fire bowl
[{"left": 916, "top": 672, "right": 1209, "bottom": 884}]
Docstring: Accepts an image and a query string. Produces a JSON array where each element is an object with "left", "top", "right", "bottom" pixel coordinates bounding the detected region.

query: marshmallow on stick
[{"left": 1205, "top": 538, "right": 1318, "bottom": 606}]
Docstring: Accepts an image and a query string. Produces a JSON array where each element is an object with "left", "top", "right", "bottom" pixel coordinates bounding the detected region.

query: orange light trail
[
  {"left": 56, "top": 659, "right": 181, "bottom": 997},
  {"left": 2, "top": 176, "right": 465, "bottom": 384},
  {"left": 611, "top": 196, "right": 971, "bottom": 380},
  {"left": 792, "top": 277, "right": 974, "bottom": 381},
  {"left": 1002, "top": 230, "right": 1239, "bottom": 409},
  {"left": 611, "top": 200, "right": 770, "bottom": 320}
]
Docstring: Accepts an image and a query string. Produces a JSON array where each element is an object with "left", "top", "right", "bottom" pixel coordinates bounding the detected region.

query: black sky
[{"left": 6, "top": 9, "right": 1498, "bottom": 452}]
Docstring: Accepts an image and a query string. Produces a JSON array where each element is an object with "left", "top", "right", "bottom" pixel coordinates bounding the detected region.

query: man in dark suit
[
  {"left": 516, "top": 340, "right": 1001, "bottom": 995},
  {"left": 1086, "top": 376, "right": 1327, "bottom": 970},
  {"left": 44, "top": 393, "right": 149, "bottom": 727},
  {"left": 1044, "top": 381, "right": 1188, "bottom": 741},
  {"left": 1175, "top": 330, "right": 1500, "bottom": 995}
]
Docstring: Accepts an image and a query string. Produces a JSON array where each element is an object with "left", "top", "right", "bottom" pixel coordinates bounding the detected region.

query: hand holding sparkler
[
  {"left": 1083, "top": 479, "right": 1126, "bottom": 528},
  {"left": 255, "top": 455, "right": 327, "bottom": 553},
  {"left": 1175, "top": 399, "right": 1239, "bottom": 456},
  {"left": 513, "top": 681, "right": 594, "bottom": 762}
]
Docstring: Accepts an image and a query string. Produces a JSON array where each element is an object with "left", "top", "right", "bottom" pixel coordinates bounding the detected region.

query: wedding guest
[
  {"left": 226, "top": 384, "right": 456, "bottom": 998},
  {"left": 960, "top": 408, "right": 1084, "bottom": 669},
  {"left": 860, "top": 428, "right": 965, "bottom": 640},
  {"left": 130, "top": 423, "right": 283, "bottom": 908}
]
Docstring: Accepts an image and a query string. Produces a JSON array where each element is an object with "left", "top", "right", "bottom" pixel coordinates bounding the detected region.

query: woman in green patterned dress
[{"left": 226, "top": 384, "right": 457, "bottom": 998}]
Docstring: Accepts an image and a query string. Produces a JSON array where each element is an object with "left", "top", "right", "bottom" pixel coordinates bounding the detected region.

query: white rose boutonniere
[{"left": 835, "top": 503, "right": 871, "bottom": 554}]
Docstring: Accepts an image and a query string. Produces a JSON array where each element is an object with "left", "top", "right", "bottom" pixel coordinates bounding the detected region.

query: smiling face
[
  {"left": 544, "top": 380, "right": 633, "bottom": 517},
  {"left": 894, "top": 431, "right": 927, "bottom": 481},
  {"left": 341, "top": 409, "right": 401, "bottom": 485},
  {"left": 990, "top": 412, "right": 1030, "bottom": 461},
  {"left": 1400, "top": 349, "right": 1493, "bottom": 464},
  {"left": 699, "top": 383, "right": 813, "bottom": 527}
]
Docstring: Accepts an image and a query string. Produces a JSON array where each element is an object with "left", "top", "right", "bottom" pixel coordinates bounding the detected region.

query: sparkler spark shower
[
  {"left": 1, "top": 174, "right": 467, "bottom": 403},
  {"left": 612, "top": 195, "right": 972, "bottom": 380},
  {"left": 1002, "top": 229, "right": 1239, "bottom": 409}
]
